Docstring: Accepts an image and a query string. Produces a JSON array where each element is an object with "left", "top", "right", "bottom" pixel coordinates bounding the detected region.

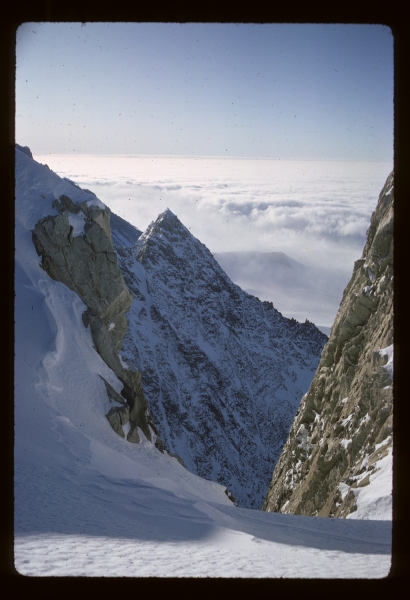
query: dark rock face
[
  {"left": 114, "top": 208, "right": 328, "bottom": 509},
  {"left": 32, "top": 193, "right": 154, "bottom": 443},
  {"left": 262, "top": 172, "right": 393, "bottom": 518}
]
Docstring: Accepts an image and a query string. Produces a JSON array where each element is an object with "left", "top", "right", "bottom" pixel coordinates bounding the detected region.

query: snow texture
[{"left": 68, "top": 211, "right": 86, "bottom": 237}]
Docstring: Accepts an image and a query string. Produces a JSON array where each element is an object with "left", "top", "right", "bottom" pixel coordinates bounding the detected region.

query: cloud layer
[{"left": 35, "top": 154, "right": 392, "bottom": 325}]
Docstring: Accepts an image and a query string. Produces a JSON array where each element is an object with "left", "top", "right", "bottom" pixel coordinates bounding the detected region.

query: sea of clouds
[{"left": 34, "top": 154, "right": 392, "bottom": 328}]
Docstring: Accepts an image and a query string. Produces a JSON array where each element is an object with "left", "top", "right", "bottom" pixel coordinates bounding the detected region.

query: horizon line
[{"left": 32, "top": 152, "right": 393, "bottom": 163}]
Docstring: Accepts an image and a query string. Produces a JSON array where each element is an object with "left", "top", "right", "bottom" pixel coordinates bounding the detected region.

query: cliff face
[
  {"left": 262, "top": 172, "right": 393, "bottom": 518},
  {"left": 29, "top": 157, "right": 155, "bottom": 445}
]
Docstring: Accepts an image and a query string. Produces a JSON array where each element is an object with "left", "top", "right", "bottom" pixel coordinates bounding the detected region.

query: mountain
[
  {"left": 14, "top": 142, "right": 235, "bottom": 491},
  {"left": 14, "top": 145, "right": 392, "bottom": 577},
  {"left": 262, "top": 172, "right": 393, "bottom": 519},
  {"left": 214, "top": 250, "right": 347, "bottom": 333},
  {"left": 15, "top": 145, "right": 327, "bottom": 509},
  {"left": 114, "top": 208, "right": 328, "bottom": 508}
]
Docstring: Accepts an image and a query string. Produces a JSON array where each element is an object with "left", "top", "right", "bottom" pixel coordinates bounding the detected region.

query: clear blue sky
[{"left": 16, "top": 22, "right": 393, "bottom": 160}]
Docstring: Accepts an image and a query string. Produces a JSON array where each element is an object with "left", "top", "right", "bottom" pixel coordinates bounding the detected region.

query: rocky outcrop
[
  {"left": 32, "top": 190, "right": 154, "bottom": 444},
  {"left": 262, "top": 172, "right": 393, "bottom": 517}
]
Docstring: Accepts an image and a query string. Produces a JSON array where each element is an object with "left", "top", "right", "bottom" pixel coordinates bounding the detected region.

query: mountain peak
[
  {"left": 160, "top": 207, "right": 175, "bottom": 218},
  {"left": 134, "top": 207, "right": 194, "bottom": 266},
  {"left": 156, "top": 207, "right": 182, "bottom": 228},
  {"left": 142, "top": 207, "right": 191, "bottom": 244}
]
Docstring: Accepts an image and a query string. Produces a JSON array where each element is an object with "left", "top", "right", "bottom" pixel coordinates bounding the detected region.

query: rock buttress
[{"left": 262, "top": 172, "right": 393, "bottom": 517}]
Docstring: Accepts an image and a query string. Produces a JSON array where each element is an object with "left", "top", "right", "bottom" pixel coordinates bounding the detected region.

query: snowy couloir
[{"left": 14, "top": 145, "right": 392, "bottom": 577}]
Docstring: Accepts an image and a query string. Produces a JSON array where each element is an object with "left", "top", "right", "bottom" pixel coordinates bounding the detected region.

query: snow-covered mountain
[
  {"left": 15, "top": 143, "right": 327, "bottom": 510},
  {"left": 114, "top": 208, "right": 327, "bottom": 508},
  {"left": 263, "top": 172, "right": 393, "bottom": 520},
  {"left": 14, "top": 145, "right": 392, "bottom": 576}
]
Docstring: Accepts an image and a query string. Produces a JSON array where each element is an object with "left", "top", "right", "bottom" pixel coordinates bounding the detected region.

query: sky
[{"left": 16, "top": 22, "right": 393, "bottom": 161}]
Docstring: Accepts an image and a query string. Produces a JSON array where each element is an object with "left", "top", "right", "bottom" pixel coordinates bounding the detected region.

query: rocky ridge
[
  {"left": 114, "top": 208, "right": 328, "bottom": 508},
  {"left": 262, "top": 172, "right": 393, "bottom": 518}
]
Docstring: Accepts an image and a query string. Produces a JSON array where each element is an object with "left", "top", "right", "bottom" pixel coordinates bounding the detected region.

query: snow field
[
  {"left": 14, "top": 533, "right": 391, "bottom": 578},
  {"left": 14, "top": 459, "right": 391, "bottom": 578}
]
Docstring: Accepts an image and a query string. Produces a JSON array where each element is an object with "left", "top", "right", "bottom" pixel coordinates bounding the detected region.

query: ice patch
[
  {"left": 296, "top": 424, "right": 309, "bottom": 452},
  {"left": 374, "top": 436, "right": 392, "bottom": 452},
  {"left": 347, "top": 447, "right": 392, "bottom": 521},
  {"left": 338, "top": 482, "right": 350, "bottom": 501},
  {"left": 359, "top": 413, "right": 371, "bottom": 428},
  {"left": 122, "top": 421, "right": 131, "bottom": 437},
  {"left": 118, "top": 354, "right": 130, "bottom": 370},
  {"left": 366, "top": 267, "right": 376, "bottom": 283}
]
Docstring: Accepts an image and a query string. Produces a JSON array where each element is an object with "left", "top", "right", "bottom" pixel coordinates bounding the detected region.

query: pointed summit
[
  {"left": 137, "top": 207, "right": 193, "bottom": 256},
  {"left": 159, "top": 207, "right": 176, "bottom": 219},
  {"left": 155, "top": 207, "right": 187, "bottom": 233}
]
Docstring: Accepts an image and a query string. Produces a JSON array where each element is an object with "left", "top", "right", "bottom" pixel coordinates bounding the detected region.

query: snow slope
[{"left": 14, "top": 146, "right": 391, "bottom": 577}]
